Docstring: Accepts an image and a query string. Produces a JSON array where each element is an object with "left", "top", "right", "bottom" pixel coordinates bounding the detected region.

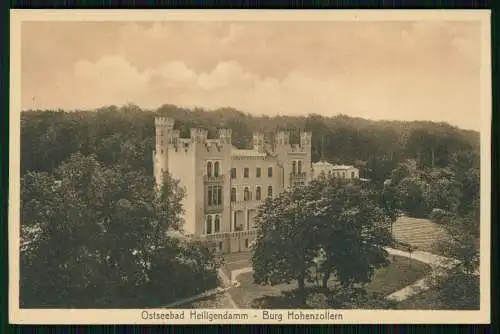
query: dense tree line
[{"left": 21, "top": 104, "right": 479, "bottom": 178}]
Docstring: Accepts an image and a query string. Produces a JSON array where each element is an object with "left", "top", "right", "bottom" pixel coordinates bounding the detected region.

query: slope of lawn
[
  {"left": 228, "top": 255, "right": 431, "bottom": 309},
  {"left": 392, "top": 216, "right": 449, "bottom": 253}
]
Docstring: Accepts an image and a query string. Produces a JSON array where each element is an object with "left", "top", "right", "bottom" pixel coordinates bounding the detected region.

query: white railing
[
  {"left": 204, "top": 175, "right": 224, "bottom": 183},
  {"left": 230, "top": 200, "right": 264, "bottom": 211},
  {"left": 202, "top": 230, "right": 258, "bottom": 241}
]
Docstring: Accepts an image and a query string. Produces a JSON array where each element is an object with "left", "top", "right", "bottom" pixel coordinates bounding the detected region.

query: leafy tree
[
  {"left": 395, "top": 175, "right": 431, "bottom": 218},
  {"left": 252, "top": 187, "right": 322, "bottom": 303},
  {"left": 20, "top": 153, "right": 220, "bottom": 308},
  {"left": 252, "top": 176, "right": 393, "bottom": 305},
  {"left": 426, "top": 168, "right": 462, "bottom": 214},
  {"left": 312, "top": 178, "right": 392, "bottom": 290},
  {"left": 429, "top": 199, "right": 480, "bottom": 309},
  {"left": 364, "top": 156, "right": 397, "bottom": 188}
]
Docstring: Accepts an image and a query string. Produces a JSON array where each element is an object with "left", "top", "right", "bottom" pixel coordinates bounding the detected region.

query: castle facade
[{"left": 153, "top": 114, "right": 312, "bottom": 253}]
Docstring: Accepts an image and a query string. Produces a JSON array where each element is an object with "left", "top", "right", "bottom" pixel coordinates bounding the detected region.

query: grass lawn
[
  {"left": 222, "top": 251, "right": 253, "bottom": 279},
  {"left": 178, "top": 292, "right": 236, "bottom": 309},
  {"left": 228, "top": 255, "right": 432, "bottom": 309},
  {"left": 395, "top": 288, "right": 446, "bottom": 310}
]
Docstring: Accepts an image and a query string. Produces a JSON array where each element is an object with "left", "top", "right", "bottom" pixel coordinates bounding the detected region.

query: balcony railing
[
  {"left": 230, "top": 199, "right": 264, "bottom": 211},
  {"left": 200, "top": 229, "right": 258, "bottom": 240},
  {"left": 290, "top": 172, "right": 307, "bottom": 180},
  {"left": 205, "top": 203, "right": 223, "bottom": 213},
  {"left": 204, "top": 175, "right": 224, "bottom": 183}
]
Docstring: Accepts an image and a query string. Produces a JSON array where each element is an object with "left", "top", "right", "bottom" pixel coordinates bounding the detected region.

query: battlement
[
  {"left": 170, "top": 129, "right": 180, "bottom": 144},
  {"left": 275, "top": 131, "right": 290, "bottom": 145},
  {"left": 169, "top": 138, "right": 196, "bottom": 154},
  {"left": 155, "top": 116, "right": 174, "bottom": 128},
  {"left": 204, "top": 140, "right": 224, "bottom": 152},
  {"left": 253, "top": 132, "right": 265, "bottom": 152},
  {"left": 218, "top": 129, "right": 232, "bottom": 144},
  {"left": 300, "top": 131, "right": 312, "bottom": 147},
  {"left": 253, "top": 132, "right": 264, "bottom": 141},
  {"left": 190, "top": 128, "right": 208, "bottom": 143},
  {"left": 300, "top": 131, "right": 312, "bottom": 138}
]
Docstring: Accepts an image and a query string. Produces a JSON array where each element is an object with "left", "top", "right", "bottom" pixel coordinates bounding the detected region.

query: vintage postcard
[{"left": 9, "top": 9, "right": 491, "bottom": 324}]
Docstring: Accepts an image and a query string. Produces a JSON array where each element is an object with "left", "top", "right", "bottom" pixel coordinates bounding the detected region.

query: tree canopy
[
  {"left": 20, "top": 153, "right": 221, "bottom": 308},
  {"left": 21, "top": 104, "right": 479, "bottom": 177},
  {"left": 252, "top": 177, "right": 394, "bottom": 306}
]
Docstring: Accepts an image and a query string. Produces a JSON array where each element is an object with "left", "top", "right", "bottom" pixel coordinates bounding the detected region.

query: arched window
[
  {"left": 255, "top": 186, "right": 261, "bottom": 201},
  {"left": 267, "top": 185, "right": 273, "bottom": 198},
  {"left": 244, "top": 187, "right": 250, "bottom": 201},
  {"left": 206, "top": 161, "right": 212, "bottom": 177},
  {"left": 245, "top": 239, "right": 249, "bottom": 248},
  {"left": 214, "top": 161, "right": 220, "bottom": 177},
  {"left": 214, "top": 215, "right": 220, "bottom": 233},
  {"left": 206, "top": 216, "right": 212, "bottom": 235},
  {"left": 298, "top": 161, "right": 302, "bottom": 174},
  {"left": 231, "top": 187, "right": 237, "bottom": 202},
  {"left": 292, "top": 161, "right": 297, "bottom": 174}
]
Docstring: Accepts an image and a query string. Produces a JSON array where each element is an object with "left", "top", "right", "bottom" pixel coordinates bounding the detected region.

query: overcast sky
[{"left": 21, "top": 20, "right": 483, "bottom": 130}]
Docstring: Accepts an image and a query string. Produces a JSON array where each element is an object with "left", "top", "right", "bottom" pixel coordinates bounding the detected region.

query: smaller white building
[{"left": 312, "top": 161, "right": 359, "bottom": 180}]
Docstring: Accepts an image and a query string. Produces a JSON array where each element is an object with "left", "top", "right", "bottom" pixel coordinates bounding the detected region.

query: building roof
[
  {"left": 231, "top": 149, "right": 267, "bottom": 157},
  {"left": 330, "top": 165, "right": 356, "bottom": 170},
  {"left": 313, "top": 161, "right": 334, "bottom": 168},
  {"left": 312, "top": 161, "right": 357, "bottom": 170}
]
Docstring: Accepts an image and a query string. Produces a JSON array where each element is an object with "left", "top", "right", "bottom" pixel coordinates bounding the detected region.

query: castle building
[
  {"left": 312, "top": 161, "right": 359, "bottom": 180},
  {"left": 153, "top": 115, "right": 312, "bottom": 253}
]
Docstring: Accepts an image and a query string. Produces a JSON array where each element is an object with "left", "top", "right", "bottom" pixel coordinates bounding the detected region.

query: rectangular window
[
  {"left": 351, "top": 171, "right": 355, "bottom": 179},
  {"left": 217, "top": 187, "right": 222, "bottom": 205},
  {"left": 256, "top": 167, "right": 261, "bottom": 178},
  {"left": 268, "top": 167, "right": 273, "bottom": 177},
  {"left": 208, "top": 188, "right": 213, "bottom": 206},
  {"left": 244, "top": 168, "right": 249, "bottom": 178},
  {"left": 231, "top": 168, "right": 236, "bottom": 179},
  {"left": 231, "top": 187, "right": 236, "bottom": 202}
]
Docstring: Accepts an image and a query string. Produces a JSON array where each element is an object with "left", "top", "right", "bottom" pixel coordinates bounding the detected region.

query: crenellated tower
[
  {"left": 300, "top": 131, "right": 312, "bottom": 151},
  {"left": 253, "top": 132, "right": 265, "bottom": 153},
  {"left": 154, "top": 116, "right": 174, "bottom": 186},
  {"left": 275, "top": 131, "right": 290, "bottom": 147},
  {"left": 300, "top": 131, "right": 313, "bottom": 180},
  {"left": 190, "top": 128, "right": 208, "bottom": 144},
  {"left": 218, "top": 129, "right": 232, "bottom": 144}
]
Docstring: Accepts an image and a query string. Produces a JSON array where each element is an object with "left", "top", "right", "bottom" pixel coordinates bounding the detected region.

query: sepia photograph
[{"left": 9, "top": 10, "right": 491, "bottom": 324}]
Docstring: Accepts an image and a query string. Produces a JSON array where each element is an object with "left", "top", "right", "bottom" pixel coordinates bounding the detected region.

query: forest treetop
[{"left": 21, "top": 103, "right": 479, "bottom": 177}]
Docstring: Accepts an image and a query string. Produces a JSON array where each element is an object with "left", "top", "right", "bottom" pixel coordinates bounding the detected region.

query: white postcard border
[{"left": 9, "top": 9, "right": 492, "bottom": 325}]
